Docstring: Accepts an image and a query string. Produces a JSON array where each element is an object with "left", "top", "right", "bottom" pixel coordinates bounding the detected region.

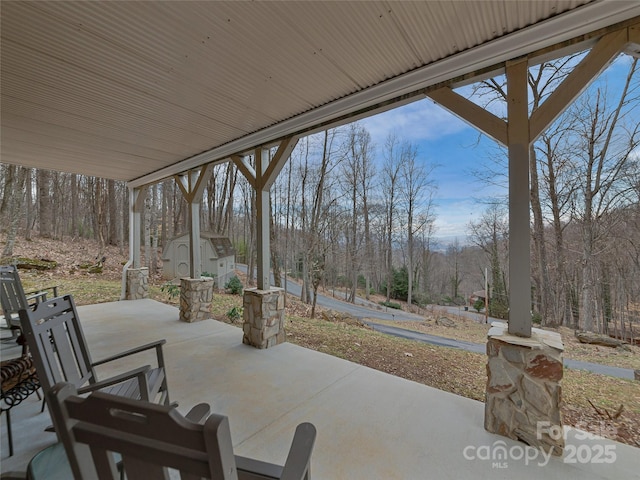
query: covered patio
[
  {"left": 2, "top": 0, "right": 640, "bottom": 475},
  {"left": 2, "top": 299, "right": 638, "bottom": 478}
]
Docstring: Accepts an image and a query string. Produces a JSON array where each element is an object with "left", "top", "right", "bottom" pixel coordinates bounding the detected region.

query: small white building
[{"left": 162, "top": 233, "right": 235, "bottom": 286}]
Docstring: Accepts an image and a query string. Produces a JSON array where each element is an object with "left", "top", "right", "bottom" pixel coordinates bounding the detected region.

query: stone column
[
  {"left": 179, "top": 277, "right": 214, "bottom": 323},
  {"left": 485, "top": 321, "right": 564, "bottom": 455},
  {"left": 125, "top": 267, "right": 149, "bottom": 300},
  {"left": 242, "top": 287, "right": 285, "bottom": 349}
]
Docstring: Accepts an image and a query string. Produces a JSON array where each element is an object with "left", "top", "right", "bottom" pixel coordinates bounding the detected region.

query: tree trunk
[
  {"left": 108, "top": 179, "right": 118, "bottom": 246},
  {"left": 95, "top": 178, "right": 106, "bottom": 258},
  {"left": 270, "top": 198, "right": 282, "bottom": 288},
  {"left": 38, "top": 169, "right": 52, "bottom": 238},
  {"left": 70, "top": 174, "right": 78, "bottom": 237},
  {"left": 530, "top": 147, "right": 551, "bottom": 324},
  {"left": 2, "top": 166, "right": 26, "bottom": 257}
]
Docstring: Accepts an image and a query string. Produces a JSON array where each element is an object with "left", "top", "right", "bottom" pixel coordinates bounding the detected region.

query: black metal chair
[{"left": 1, "top": 354, "right": 41, "bottom": 457}]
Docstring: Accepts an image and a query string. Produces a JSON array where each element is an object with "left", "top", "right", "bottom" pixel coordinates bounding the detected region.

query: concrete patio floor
[{"left": 1, "top": 298, "right": 638, "bottom": 479}]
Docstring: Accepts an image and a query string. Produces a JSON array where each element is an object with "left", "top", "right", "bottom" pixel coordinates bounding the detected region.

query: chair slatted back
[
  {"left": 50, "top": 383, "right": 237, "bottom": 480},
  {"left": 19, "top": 295, "right": 96, "bottom": 394},
  {"left": 0, "top": 265, "right": 29, "bottom": 323}
]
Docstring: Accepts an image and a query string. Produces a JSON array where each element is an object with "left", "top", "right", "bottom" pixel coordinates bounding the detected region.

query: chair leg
[{"left": 4, "top": 409, "right": 14, "bottom": 457}]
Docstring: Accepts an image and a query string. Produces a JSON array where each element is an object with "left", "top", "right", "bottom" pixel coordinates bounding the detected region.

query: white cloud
[
  {"left": 433, "top": 198, "right": 478, "bottom": 237},
  {"left": 358, "top": 98, "right": 470, "bottom": 144}
]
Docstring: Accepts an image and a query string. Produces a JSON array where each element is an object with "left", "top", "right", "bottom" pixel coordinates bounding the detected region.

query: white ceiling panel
[{"left": 1, "top": 1, "right": 638, "bottom": 183}]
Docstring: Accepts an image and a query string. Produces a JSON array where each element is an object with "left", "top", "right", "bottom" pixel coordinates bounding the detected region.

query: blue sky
[
  {"left": 359, "top": 96, "right": 503, "bottom": 241},
  {"left": 357, "top": 53, "right": 637, "bottom": 243}
]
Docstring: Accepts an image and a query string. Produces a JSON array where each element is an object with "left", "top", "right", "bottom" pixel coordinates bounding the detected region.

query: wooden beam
[
  {"left": 260, "top": 136, "right": 300, "bottom": 190},
  {"left": 131, "top": 185, "right": 147, "bottom": 213},
  {"left": 530, "top": 28, "right": 628, "bottom": 141},
  {"left": 231, "top": 155, "right": 256, "bottom": 188},
  {"left": 174, "top": 165, "right": 212, "bottom": 203},
  {"left": 172, "top": 165, "right": 213, "bottom": 278},
  {"left": 506, "top": 58, "right": 532, "bottom": 338},
  {"left": 629, "top": 23, "right": 640, "bottom": 44},
  {"left": 427, "top": 87, "right": 508, "bottom": 146}
]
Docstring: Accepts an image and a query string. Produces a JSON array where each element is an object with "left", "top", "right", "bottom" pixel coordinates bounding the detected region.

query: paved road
[
  {"left": 237, "top": 266, "right": 635, "bottom": 380},
  {"left": 366, "top": 321, "right": 636, "bottom": 380},
  {"left": 238, "top": 265, "right": 424, "bottom": 322}
]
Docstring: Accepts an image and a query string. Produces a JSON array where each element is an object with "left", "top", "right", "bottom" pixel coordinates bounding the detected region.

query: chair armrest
[
  {"left": 185, "top": 403, "right": 211, "bottom": 423},
  {"left": 25, "top": 285, "right": 60, "bottom": 304},
  {"left": 77, "top": 365, "right": 151, "bottom": 395},
  {"left": 25, "top": 291, "right": 48, "bottom": 305},
  {"left": 280, "top": 423, "right": 316, "bottom": 480},
  {"left": 235, "top": 423, "right": 316, "bottom": 480},
  {"left": 92, "top": 339, "right": 166, "bottom": 367},
  {"left": 236, "top": 456, "right": 283, "bottom": 480},
  {"left": 0, "top": 471, "right": 27, "bottom": 479}
]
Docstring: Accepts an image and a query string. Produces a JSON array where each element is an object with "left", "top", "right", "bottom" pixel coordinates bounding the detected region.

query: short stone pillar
[
  {"left": 485, "top": 321, "right": 564, "bottom": 455},
  {"left": 242, "top": 288, "right": 285, "bottom": 349},
  {"left": 179, "top": 277, "right": 214, "bottom": 323},
  {"left": 125, "top": 267, "right": 149, "bottom": 300}
]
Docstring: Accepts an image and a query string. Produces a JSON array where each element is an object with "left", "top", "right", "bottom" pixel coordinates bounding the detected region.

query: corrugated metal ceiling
[{"left": 1, "top": 1, "right": 638, "bottom": 183}]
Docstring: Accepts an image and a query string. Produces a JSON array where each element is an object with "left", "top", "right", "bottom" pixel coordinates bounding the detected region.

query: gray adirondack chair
[
  {"left": 0, "top": 265, "right": 58, "bottom": 341},
  {"left": 19, "top": 294, "right": 171, "bottom": 408},
  {"left": 47, "top": 382, "right": 316, "bottom": 480}
]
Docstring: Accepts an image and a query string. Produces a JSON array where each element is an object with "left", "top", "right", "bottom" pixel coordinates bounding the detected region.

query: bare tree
[
  {"left": 341, "top": 124, "right": 374, "bottom": 303},
  {"left": 38, "top": 169, "right": 53, "bottom": 238},
  {"left": 469, "top": 202, "right": 510, "bottom": 319},
  {"left": 381, "top": 133, "right": 403, "bottom": 302},
  {"left": 2, "top": 165, "right": 27, "bottom": 257},
  {"left": 572, "top": 58, "right": 639, "bottom": 332},
  {"left": 399, "top": 147, "right": 436, "bottom": 306}
]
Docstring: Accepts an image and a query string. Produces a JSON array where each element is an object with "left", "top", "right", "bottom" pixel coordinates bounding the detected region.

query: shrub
[
  {"left": 160, "top": 282, "right": 180, "bottom": 299},
  {"left": 224, "top": 275, "right": 243, "bottom": 295},
  {"left": 489, "top": 299, "right": 509, "bottom": 320},
  {"left": 227, "top": 306, "right": 243, "bottom": 323},
  {"left": 532, "top": 311, "right": 542, "bottom": 325},
  {"left": 379, "top": 300, "right": 402, "bottom": 310},
  {"left": 473, "top": 299, "right": 485, "bottom": 313}
]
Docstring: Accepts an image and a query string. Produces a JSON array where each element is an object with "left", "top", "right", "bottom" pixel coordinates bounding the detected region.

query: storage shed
[{"left": 162, "top": 233, "right": 235, "bottom": 286}]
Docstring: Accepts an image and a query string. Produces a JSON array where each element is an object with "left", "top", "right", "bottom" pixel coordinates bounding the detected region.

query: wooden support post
[
  {"left": 506, "top": 58, "right": 532, "bottom": 338},
  {"left": 175, "top": 165, "right": 213, "bottom": 279},
  {"left": 130, "top": 186, "right": 147, "bottom": 269},
  {"left": 255, "top": 148, "right": 271, "bottom": 291}
]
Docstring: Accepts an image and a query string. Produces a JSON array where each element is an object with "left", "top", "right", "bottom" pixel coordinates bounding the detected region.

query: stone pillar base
[
  {"left": 125, "top": 267, "right": 149, "bottom": 300},
  {"left": 179, "top": 277, "right": 214, "bottom": 323},
  {"left": 242, "top": 288, "right": 285, "bottom": 349},
  {"left": 485, "top": 321, "right": 564, "bottom": 455}
]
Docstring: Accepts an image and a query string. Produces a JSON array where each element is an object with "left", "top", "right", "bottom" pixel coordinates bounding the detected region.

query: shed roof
[{"left": 2, "top": 1, "right": 639, "bottom": 186}]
